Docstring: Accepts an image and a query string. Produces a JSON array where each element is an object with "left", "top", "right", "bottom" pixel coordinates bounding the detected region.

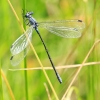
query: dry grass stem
[
  {"left": 61, "top": 40, "right": 100, "bottom": 100},
  {"left": 1, "top": 69, "right": 15, "bottom": 100},
  {"left": 9, "top": 61, "right": 100, "bottom": 71},
  {"left": 65, "top": 19, "right": 92, "bottom": 63},
  {"left": 44, "top": 83, "right": 52, "bottom": 100},
  {"left": 7, "top": 0, "right": 59, "bottom": 99}
]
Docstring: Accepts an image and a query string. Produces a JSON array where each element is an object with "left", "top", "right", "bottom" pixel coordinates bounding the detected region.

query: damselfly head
[{"left": 25, "top": 11, "right": 33, "bottom": 18}]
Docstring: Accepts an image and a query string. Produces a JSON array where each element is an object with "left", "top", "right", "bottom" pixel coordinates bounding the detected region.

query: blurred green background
[{"left": 1, "top": 0, "right": 100, "bottom": 100}]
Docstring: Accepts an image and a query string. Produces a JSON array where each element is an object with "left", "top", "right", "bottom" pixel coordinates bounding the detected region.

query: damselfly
[{"left": 10, "top": 11, "right": 85, "bottom": 83}]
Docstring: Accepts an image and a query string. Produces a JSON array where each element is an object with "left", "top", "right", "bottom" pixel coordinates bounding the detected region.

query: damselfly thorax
[{"left": 10, "top": 11, "right": 85, "bottom": 83}]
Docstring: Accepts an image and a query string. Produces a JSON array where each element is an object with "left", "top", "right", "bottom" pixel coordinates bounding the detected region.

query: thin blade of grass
[
  {"left": 44, "top": 83, "right": 52, "bottom": 100},
  {"left": 0, "top": 61, "right": 4, "bottom": 100},
  {"left": 1, "top": 69, "right": 15, "bottom": 100},
  {"left": 9, "top": 61, "right": 100, "bottom": 71},
  {"left": 64, "top": 19, "right": 92, "bottom": 64},
  {"left": 61, "top": 40, "right": 100, "bottom": 100},
  {"left": 7, "top": 0, "right": 59, "bottom": 99},
  {"left": 64, "top": 86, "right": 80, "bottom": 100},
  {"left": 22, "top": 0, "right": 29, "bottom": 100}
]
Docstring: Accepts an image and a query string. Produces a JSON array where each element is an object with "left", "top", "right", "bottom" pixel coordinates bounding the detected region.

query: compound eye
[{"left": 25, "top": 13, "right": 29, "bottom": 17}]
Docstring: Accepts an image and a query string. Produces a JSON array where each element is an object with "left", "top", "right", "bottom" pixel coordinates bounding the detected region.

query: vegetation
[{"left": 0, "top": 0, "right": 100, "bottom": 100}]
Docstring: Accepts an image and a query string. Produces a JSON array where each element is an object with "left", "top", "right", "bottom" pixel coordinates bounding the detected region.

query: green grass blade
[
  {"left": 22, "top": 0, "right": 29, "bottom": 100},
  {"left": 0, "top": 60, "right": 4, "bottom": 100}
]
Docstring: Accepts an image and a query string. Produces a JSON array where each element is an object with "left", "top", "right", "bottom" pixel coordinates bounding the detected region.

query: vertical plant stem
[
  {"left": 92, "top": 0, "right": 96, "bottom": 99},
  {"left": 88, "top": 0, "right": 97, "bottom": 100},
  {"left": 7, "top": 0, "right": 59, "bottom": 99},
  {"left": 22, "top": 0, "right": 29, "bottom": 100},
  {"left": 1, "top": 70, "right": 15, "bottom": 100},
  {"left": 61, "top": 39, "right": 100, "bottom": 100},
  {"left": 0, "top": 60, "right": 3, "bottom": 100}
]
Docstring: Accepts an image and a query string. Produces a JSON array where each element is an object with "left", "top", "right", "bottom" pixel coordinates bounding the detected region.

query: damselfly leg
[{"left": 10, "top": 11, "right": 85, "bottom": 83}]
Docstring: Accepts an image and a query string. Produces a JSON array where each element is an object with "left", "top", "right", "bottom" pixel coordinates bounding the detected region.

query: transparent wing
[
  {"left": 10, "top": 26, "right": 33, "bottom": 55},
  {"left": 10, "top": 46, "right": 29, "bottom": 66},
  {"left": 10, "top": 26, "right": 33, "bottom": 66},
  {"left": 38, "top": 20, "right": 85, "bottom": 38}
]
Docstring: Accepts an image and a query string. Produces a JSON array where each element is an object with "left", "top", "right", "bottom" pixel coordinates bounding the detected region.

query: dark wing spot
[
  {"left": 78, "top": 20, "right": 82, "bottom": 22},
  {"left": 11, "top": 45, "right": 13, "bottom": 48},
  {"left": 10, "top": 56, "right": 13, "bottom": 60}
]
